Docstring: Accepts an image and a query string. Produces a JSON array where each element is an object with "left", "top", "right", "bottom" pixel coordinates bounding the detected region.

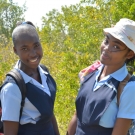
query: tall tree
[
  {"left": 40, "top": 0, "right": 135, "bottom": 133},
  {"left": 0, "top": 0, "right": 26, "bottom": 43}
]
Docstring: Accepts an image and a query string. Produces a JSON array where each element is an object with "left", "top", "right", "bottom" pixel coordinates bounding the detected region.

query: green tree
[
  {"left": 39, "top": 0, "right": 135, "bottom": 134},
  {"left": 0, "top": 0, "right": 26, "bottom": 43}
]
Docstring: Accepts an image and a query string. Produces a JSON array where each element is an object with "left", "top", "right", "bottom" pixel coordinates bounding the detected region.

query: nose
[
  {"left": 29, "top": 48, "right": 36, "bottom": 57},
  {"left": 103, "top": 44, "right": 112, "bottom": 52}
]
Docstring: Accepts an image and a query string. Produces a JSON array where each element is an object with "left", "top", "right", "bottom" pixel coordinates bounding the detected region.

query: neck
[
  {"left": 18, "top": 61, "right": 38, "bottom": 76},
  {"left": 19, "top": 61, "right": 42, "bottom": 84},
  {"left": 99, "top": 64, "right": 125, "bottom": 81}
]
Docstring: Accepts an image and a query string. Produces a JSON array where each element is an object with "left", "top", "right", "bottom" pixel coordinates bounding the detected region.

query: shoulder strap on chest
[
  {"left": 6, "top": 69, "right": 26, "bottom": 119},
  {"left": 117, "top": 73, "right": 131, "bottom": 106}
]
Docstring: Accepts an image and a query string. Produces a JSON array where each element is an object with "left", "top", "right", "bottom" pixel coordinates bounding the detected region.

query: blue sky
[{"left": 12, "top": 0, "right": 80, "bottom": 28}]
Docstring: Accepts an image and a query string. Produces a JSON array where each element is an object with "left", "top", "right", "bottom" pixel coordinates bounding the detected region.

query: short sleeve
[
  {"left": 0, "top": 83, "right": 22, "bottom": 122},
  {"left": 117, "top": 81, "right": 135, "bottom": 119}
]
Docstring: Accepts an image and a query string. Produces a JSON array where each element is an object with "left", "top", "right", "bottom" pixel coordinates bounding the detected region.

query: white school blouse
[
  {"left": 0, "top": 61, "right": 51, "bottom": 124},
  {"left": 92, "top": 64, "right": 135, "bottom": 127}
]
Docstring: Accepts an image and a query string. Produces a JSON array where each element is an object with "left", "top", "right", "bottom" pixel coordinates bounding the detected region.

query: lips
[
  {"left": 101, "top": 52, "right": 110, "bottom": 59},
  {"left": 29, "top": 57, "right": 38, "bottom": 63}
]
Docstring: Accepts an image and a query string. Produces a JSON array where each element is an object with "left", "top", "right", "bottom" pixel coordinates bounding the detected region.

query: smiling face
[
  {"left": 13, "top": 25, "right": 43, "bottom": 70},
  {"left": 100, "top": 33, "right": 134, "bottom": 69}
]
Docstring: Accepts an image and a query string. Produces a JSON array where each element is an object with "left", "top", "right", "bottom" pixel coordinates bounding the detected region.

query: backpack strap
[
  {"left": 6, "top": 69, "right": 26, "bottom": 120},
  {"left": 117, "top": 73, "right": 131, "bottom": 106}
]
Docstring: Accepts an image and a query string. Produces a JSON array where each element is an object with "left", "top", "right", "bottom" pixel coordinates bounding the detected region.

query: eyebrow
[
  {"left": 20, "top": 41, "right": 40, "bottom": 47},
  {"left": 106, "top": 34, "right": 123, "bottom": 46},
  {"left": 34, "top": 41, "right": 40, "bottom": 45},
  {"left": 20, "top": 44, "right": 27, "bottom": 47}
]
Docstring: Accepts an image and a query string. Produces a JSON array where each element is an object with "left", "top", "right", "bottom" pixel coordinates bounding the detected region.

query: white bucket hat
[{"left": 103, "top": 18, "right": 135, "bottom": 53}]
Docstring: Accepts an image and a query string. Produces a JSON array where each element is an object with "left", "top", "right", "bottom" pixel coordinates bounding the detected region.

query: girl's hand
[
  {"left": 67, "top": 112, "right": 77, "bottom": 135},
  {"left": 112, "top": 118, "right": 131, "bottom": 135}
]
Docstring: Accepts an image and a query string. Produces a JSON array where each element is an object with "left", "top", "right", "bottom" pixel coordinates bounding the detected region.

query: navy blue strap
[{"left": 6, "top": 69, "right": 26, "bottom": 120}]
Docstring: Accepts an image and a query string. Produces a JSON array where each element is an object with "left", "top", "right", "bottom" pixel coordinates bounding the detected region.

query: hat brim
[{"left": 103, "top": 27, "right": 135, "bottom": 53}]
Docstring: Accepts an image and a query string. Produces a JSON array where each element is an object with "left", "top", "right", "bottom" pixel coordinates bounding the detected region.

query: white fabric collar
[
  {"left": 97, "top": 64, "right": 128, "bottom": 82},
  {"left": 14, "top": 60, "right": 48, "bottom": 84}
]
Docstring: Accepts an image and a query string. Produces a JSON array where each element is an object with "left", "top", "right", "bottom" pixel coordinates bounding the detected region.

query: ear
[
  {"left": 13, "top": 46, "right": 18, "bottom": 55},
  {"left": 126, "top": 50, "right": 135, "bottom": 60}
]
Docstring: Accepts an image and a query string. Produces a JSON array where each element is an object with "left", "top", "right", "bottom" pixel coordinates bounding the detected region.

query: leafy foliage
[
  {"left": 0, "top": 0, "right": 26, "bottom": 42},
  {"left": 40, "top": 0, "right": 135, "bottom": 134},
  {"left": 0, "top": 0, "right": 135, "bottom": 134}
]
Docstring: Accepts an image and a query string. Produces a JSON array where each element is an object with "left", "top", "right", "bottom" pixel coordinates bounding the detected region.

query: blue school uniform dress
[
  {"left": 0, "top": 61, "right": 57, "bottom": 135},
  {"left": 75, "top": 64, "right": 135, "bottom": 135}
]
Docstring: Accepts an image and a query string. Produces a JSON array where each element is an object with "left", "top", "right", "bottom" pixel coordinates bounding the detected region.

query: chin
[
  {"left": 29, "top": 65, "right": 39, "bottom": 69},
  {"left": 28, "top": 62, "right": 39, "bottom": 68},
  {"left": 100, "top": 57, "right": 105, "bottom": 64},
  {"left": 100, "top": 59, "right": 108, "bottom": 65}
]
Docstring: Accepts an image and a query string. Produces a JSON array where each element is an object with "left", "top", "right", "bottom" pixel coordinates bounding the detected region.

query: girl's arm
[
  {"left": 1, "top": 83, "right": 21, "bottom": 135},
  {"left": 111, "top": 118, "right": 131, "bottom": 135},
  {"left": 3, "top": 121, "right": 19, "bottom": 135},
  {"left": 67, "top": 112, "right": 77, "bottom": 135},
  {"left": 51, "top": 114, "right": 60, "bottom": 135},
  {"left": 112, "top": 80, "right": 135, "bottom": 135}
]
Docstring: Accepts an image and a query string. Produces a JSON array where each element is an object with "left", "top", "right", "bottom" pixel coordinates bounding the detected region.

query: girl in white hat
[{"left": 67, "top": 18, "right": 135, "bottom": 135}]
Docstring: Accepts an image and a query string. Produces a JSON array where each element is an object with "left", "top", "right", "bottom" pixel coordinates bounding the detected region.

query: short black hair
[
  {"left": 12, "top": 21, "right": 39, "bottom": 46},
  {"left": 126, "top": 55, "right": 135, "bottom": 75},
  {"left": 16, "top": 21, "right": 35, "bottom": 27}
]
